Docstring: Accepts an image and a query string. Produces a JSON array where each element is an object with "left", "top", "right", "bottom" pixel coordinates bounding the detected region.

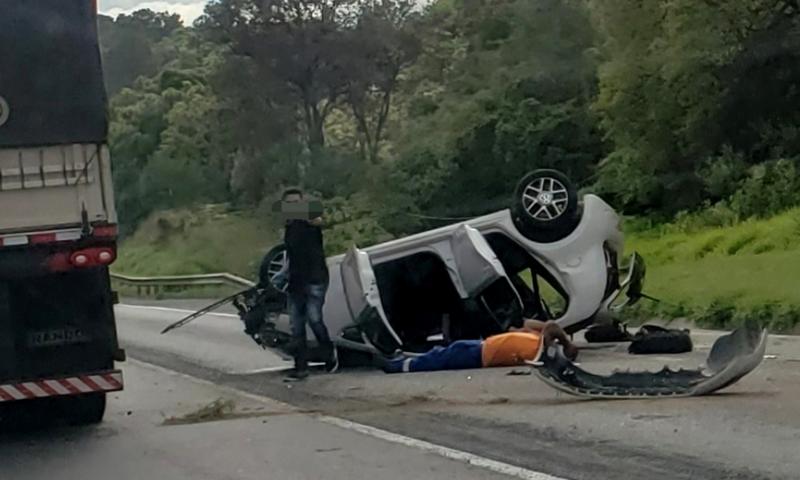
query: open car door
[
  {"left": 450, "top": 225, "right": 510, "bottom": 296},
  {"left": 340, "top": 246, "right": 403, "bottom": 355},
  {"left": 450, "top": 225, "right": 524, "bottom": 332}
]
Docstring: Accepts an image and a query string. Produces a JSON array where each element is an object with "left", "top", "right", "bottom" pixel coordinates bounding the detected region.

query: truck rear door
[{"left": 0, "top": 1, "right": 115, "bottom": 235}]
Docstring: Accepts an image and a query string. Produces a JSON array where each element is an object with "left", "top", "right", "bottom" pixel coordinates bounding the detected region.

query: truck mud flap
[{"left": 531, "top": 327, "right": 768, "bottom": 398}]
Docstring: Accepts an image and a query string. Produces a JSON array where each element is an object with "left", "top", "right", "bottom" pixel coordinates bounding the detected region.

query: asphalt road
[
  {"left": 0, "top": 359, "right": 518, "bottom": 480},
  {"left": 4, "top": 301, "right": 799, "bottom": 480}
]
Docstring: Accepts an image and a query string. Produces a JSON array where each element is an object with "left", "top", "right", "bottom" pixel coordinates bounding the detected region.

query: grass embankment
[
  {"left": 625, "top": 208, "right": 800, "bottom": 332},
  {"left": 115, "top": 205, "right": 279, "bottom": 279}
]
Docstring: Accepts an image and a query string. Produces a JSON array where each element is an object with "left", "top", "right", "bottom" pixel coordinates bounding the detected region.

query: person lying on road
[{"left": 381, "top": 320, "right": 578, "bottom": 374}]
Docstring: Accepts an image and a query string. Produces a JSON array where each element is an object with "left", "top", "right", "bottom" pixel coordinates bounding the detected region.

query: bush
[
  {"left": 693, "top": 300, "right": 736, "bottom": 330},
  {"left": 689, "top": 301, "right": 800, "bottom": 333},
  {"left": 671, "top": 201, "right": 738, "bottom": 233},
  {"left": 321, "top": 193, "right": 394, "bottom": 255},
  {"left": 698, "top": 147, "right": 748, "bottom": 201},
  {"left": 729, "top": 158, "right": 800, "bottom": 218}
]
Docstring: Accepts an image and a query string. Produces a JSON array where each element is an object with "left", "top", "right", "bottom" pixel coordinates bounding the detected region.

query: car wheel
[
  {"left": 511, "top": 169, "right": 580, "bottom": 243},
  {"left": 260, "top": 244, "right": 289, "bottom": 294}
]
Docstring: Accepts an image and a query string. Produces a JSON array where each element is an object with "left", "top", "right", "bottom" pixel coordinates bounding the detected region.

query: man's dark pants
[{"left": 288, "top": 282, "right": 333, "bottom": 372}]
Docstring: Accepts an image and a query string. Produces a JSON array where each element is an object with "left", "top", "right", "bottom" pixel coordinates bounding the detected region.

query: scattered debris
[
  {"left": 162, "top": 398, "right": 236, "bottom": 425},
  {"left": 532, "top": 327, "right": 768, "bottom": 399}
]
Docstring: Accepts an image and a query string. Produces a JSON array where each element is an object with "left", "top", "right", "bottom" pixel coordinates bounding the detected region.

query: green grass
[
  {"left": 627, "top": 208, "right": 800, "bottom": 266},
  {"left": 637, "top": 251, "right": 800, "bottom": 308},
  {"left": 115, "top": 205, "right": 280, "bottom": 278},
  {"left": 625, "top": 208, "right": 800, "bottom": 332}
]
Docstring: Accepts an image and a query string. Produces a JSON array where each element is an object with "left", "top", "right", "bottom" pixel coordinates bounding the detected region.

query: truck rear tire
[{"left": 66, "top": 393, "right": 107, "bottom": 425}]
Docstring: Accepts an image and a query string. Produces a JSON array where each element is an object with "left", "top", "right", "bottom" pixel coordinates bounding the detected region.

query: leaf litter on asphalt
[{"left": 162, "top": 398, "right": 273, "bottom": 426}]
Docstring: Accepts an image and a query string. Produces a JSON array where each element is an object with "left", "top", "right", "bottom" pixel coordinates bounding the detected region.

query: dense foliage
[{"left": 101, "top": 0, "right": 800, "bottom": 245}]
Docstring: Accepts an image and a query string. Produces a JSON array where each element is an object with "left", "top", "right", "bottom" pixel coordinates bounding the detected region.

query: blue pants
[
  {"left": 384, "top": 340, "right": 483, "bottom": 374},
  {"left": 288, "top": 283, "right": 333, "bottom": 368}
]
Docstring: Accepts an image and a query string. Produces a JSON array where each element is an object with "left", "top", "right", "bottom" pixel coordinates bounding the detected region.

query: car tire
[
  {"left": 259, "top": 244, "right": 289, "bottom": 295},
  {"left": 511, "top": 169, "right": 580, "bottom": 243}
]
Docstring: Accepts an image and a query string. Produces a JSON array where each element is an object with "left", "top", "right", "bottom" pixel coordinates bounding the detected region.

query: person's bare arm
[
  {"left": 309, "top": 216, "right": 324, "bottom": 226},
  {"left": 542, "top": 322, "right": 579, "bottom": 360},
  {"left": 509, "top": 319, "right": 547, "bottom": 333}
]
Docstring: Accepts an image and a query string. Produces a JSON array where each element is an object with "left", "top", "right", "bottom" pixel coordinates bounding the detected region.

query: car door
[
  {"left": 450, "top": 225, "right": 524, "bottom": 331},
  {"left": 340, "top": 246, "right": 403, "bottom": 355},
  {"left": 450, "top": 225, "right": 514, "bottom": 297}
]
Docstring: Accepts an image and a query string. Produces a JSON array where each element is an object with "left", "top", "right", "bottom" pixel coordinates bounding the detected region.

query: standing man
[{"left": 280, "top": 188, "right": 338, "bottom": 381}]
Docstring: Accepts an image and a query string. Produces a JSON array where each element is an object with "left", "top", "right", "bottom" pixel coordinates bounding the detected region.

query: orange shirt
[{"left": 481, "top": 332, "right": 542, "bottom": 368}]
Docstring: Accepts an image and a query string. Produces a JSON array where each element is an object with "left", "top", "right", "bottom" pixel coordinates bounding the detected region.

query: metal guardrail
[{"left": 110, "top": 272, "right": 255, "bottom": 297}]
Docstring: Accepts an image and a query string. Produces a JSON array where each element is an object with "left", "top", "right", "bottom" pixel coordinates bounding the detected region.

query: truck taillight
[
  {"left": 93, "top": 225, "right": 118, "bottom": 238},
  {"left": 30, "top": 233, "right": 57, "bottom": 244},
  {"left": 98, "top": 250, "right": 114, "bottom": 264},
  {"left": 69, "top": 248, "right": 116, "bottom": 268}
]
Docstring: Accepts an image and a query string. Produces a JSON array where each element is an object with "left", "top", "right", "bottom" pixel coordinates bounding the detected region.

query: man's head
[
  {"left": 282, "top": 188, "right": 303, "bottom": 204},
  {"left": 276, "top": 188, "right": 323, "bottom": 222}
]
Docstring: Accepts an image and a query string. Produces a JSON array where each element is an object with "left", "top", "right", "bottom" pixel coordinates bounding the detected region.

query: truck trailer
[{"left": 0, "top": 0, "right": 124, "bottom": 424}]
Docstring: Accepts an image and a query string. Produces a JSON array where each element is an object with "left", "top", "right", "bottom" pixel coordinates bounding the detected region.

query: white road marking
[
  {"left": 128, "top": 358, "right": 571, "bottom": 480},
  {"left": 232, "top": 365, "right": 293, "bottom": 375},
  {"left": 127, "top": 358, "right": 299, "bottom": 412},
  {"left": 117, "top": 304, "right": 239, "bottom": 319},
  {"left": 318, "top": 416, "right": 570, "bottom": 480}
]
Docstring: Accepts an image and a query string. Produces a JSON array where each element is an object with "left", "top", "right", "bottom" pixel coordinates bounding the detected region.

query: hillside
[{"left": 114, "top": 205, "right": 279, "bottom": 279}]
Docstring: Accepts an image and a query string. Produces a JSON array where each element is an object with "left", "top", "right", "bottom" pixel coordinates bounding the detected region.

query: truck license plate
[{"left": 28, "top": 327, "right": 89, "bottom": 348}]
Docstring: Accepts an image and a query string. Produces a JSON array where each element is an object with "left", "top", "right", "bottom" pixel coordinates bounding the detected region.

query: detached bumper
[{"left": 0, "top": 370, "right": 123, "bottom": 403}]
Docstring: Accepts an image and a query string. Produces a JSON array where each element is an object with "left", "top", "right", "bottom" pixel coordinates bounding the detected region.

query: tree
[
  {"left": 108, "top": 30, "right": 234, "bottom": 231},
  {"left": 589, "top": 0, "right": 800, "bottom": 213},
  {"left": 200, "top": 0, "right": 358, "bottom": 149},
  {"left": 343, "top": 1, "right": 421, "bottom": 163},
  {"left": 385, "top": 0, "right": 602, "bottom": 222},
  {"left": 98, "top": 10, "right": 182, "bottom": 94}
]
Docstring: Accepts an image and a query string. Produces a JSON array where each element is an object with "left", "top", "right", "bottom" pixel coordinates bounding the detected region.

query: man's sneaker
[
  {"left": 283, "top": 369, "right": 309, "bottom": 382},
  {"left": 325, "top": 347, "right": 339, "bottom": 373}
]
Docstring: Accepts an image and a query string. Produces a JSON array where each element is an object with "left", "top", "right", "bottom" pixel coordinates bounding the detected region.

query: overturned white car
[{"left": 244, "top": 170, "right": 646, "bottom": 364}]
